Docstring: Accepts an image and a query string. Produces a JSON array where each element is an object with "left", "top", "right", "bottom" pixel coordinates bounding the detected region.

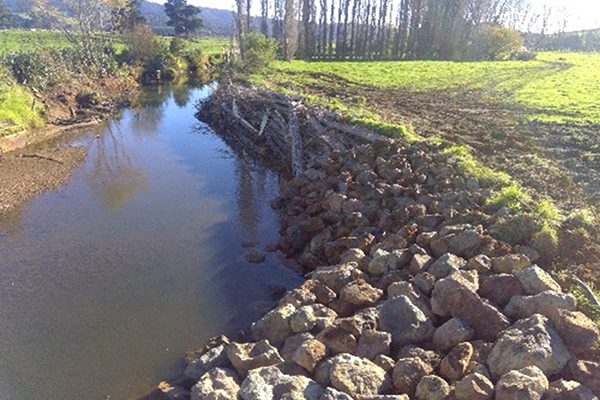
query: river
[{"left": 0, "top": 84, "right": 303, "bottom": 400}]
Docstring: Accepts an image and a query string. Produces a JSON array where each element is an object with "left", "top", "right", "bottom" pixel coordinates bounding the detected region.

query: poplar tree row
[{"left": 235, "top": 0, "right": 536, "bottom": 61}]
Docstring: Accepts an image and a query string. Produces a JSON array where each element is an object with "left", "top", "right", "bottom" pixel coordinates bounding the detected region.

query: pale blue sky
[{"left": 149, "top": 0, "right": 600, "bottom": 32}]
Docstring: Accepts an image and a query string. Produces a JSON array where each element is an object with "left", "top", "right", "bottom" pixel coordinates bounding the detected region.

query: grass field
[
  {"left": 254, "top": 52, "right": 600, "bottom": 124},
  {"left": 0, "top": 29, "right": 230, "bottom": 55}
]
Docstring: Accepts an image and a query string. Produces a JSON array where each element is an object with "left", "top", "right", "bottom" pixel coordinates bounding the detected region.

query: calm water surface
[{"left": 0, "top": 84, "right": 302, "bottom": 400}]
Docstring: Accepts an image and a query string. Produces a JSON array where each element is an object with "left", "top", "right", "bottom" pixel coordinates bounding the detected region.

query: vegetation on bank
[{"left": 0, "top": 29, "right": 229, "bottom": 136}]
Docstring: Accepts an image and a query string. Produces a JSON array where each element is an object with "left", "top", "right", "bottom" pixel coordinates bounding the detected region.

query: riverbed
[{"left": 0, "top": 84, "right": 302, "bottom": 400}]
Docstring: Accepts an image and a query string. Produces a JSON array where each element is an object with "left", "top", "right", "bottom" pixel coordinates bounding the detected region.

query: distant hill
[
  {"left": 4, "top": 0, "right": 234, "bottom": 37},
  {"left": 139, "top": 1, "right": 233, "bottom": 37}
]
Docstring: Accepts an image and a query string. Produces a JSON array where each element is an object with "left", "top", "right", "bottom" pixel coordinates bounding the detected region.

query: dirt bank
[
  {"left": 0, "top": 75, "right": 138, "bottom": 216},
  {"left": 0, "top": 146, "right": 87, "bottom": 216}
]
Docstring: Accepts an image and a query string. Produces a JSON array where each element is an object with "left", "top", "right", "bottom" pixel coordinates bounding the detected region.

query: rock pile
[{"left": 147, "top": 88, "right": 600, "bottom": 400}]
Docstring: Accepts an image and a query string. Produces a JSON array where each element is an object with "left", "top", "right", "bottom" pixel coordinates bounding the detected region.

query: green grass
[
  {"left": 514, "top": 52, "right": 600, "bottom": 123},
  {"left": 442, "top": 145, "right": 511, "bottom": 187},
  {"left": 254, "top": 52, "right": 600, "bottom": 124},
  {"left": 486, "top": 184, "right": 531, "bottom": 210},
  {"left": 0, "top": 84, "right": 44, "bottom": 135},
  {"left": 0, "top": 29, "right": 230, "bottom": 55}
]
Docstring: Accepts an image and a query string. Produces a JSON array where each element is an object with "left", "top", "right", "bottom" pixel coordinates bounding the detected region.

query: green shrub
[
  {"left": 241, "top": 33, "right": 278, "bottom": 73},
  {"left": 486, "top": 184, "right": 530, "bottom": 210},
  {"left": 1, "top": 50, "right": 58, "bottom": 90},
  {"left": 123, "top": 24, "right": 161, "bottom": 65},
  {"left": 170, "top": 37, "right": 186, "bottom": 56},
  {"left": 472, "top": 25, "right": 524, "bottom": 61},
  {"left": 533, "top": 199, "right": 563, "bottom": 228},
  {"left": 184, "top": 48, "right": 205, "bottom": 73}
]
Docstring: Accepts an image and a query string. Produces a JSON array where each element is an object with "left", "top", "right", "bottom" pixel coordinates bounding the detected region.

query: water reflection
[
  {"left": 88, "top": 123, "right": 147, "bottom": 212},
  {"left": 173, "top": 83, "right": 193, "bottom": 108}
]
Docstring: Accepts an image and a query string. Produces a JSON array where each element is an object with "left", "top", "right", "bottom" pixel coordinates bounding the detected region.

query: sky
[{"left": 149, "top": 0, "right": 600, "bottom": 32}]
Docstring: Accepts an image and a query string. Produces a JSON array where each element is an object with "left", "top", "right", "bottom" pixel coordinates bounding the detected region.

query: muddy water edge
[{"left": 0, "top": 83, "right": 303, "bottom": 400}]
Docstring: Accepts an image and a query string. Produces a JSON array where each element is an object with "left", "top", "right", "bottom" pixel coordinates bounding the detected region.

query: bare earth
[{"left": 0, "top": 147, "right": 87, "bottom": 215}]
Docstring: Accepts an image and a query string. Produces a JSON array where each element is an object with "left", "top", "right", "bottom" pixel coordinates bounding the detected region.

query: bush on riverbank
[{"left": 0, "top": 66, "right": 43, "bottom": 134}]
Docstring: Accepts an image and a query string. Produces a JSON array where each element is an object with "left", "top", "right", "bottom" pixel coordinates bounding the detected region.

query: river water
[{"left": 0, "top": 84, "right": 302, "bottom": 400}]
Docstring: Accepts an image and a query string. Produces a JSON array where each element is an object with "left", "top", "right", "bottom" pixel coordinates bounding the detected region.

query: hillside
[{"left": 3, "top": 0, "right": 234, "bottom": 37}]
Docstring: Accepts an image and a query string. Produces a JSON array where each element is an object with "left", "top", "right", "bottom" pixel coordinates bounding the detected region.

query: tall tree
[
  {"left": 260, "top": 0, "right": 269, "bottom": 36},
  {"left": 111, "top": 0, "right": 146, "bottom": 32},
  {"left": 164, "top": 0, "right": 202, "bottom": 37},
  {"left": 283, "top": 0, "right": 298, "bottom": 60}
]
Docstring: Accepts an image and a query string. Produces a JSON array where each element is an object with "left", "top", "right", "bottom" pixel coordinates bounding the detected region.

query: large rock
[
  {"left": 448, "top": 229, "right": 482, "bottom": 255},
  {"left": 488, "top": 314, "right": 573, "bottom": 378},
  {"left": 377, "top": 295, "right": 435, "bottom": 346},
  {"left": 564, "top": 359, "right": 600, "bottom": 396},
  {"left": 551, "top": 309, "right": 600, "bottom": 351},
  {"left": 439, "top": 342, "right": 473, "bottom": 382},
  {"left": 432, "top": 318, "right": 474, "bottom": 351},
  {"left": 427, "top": 253, "right": 466, "bottom": 279},
  {"left": 514, "top": 265, "right": 562, "bottom": 295},
  {"left": 239, "top": 366, "right": 324, "bottom": 400},
  {"left": 356, "top": 330, "right": 392, "bottom": 360},
  {"left": 494, "top": 366, "right": 548, "bottom": 400},
  {"left": 454, "top": 373, "right": 494, "bottom": 400},
  {"left": 290, "top": 305, "right": 318, "bottom": 333},
  {"left": 430, "top": 270, "right": 479, "bottom": 317},
  {"left": 228, "top": 341, "right": 284, "bottom": 376},
  {"left": 478, "top": 274, "right": 524, "bottom": 307},
  {"left": 393, "top": 357, "right": 434, "bottom": 395},
  {"left": 387, "top": 281, "right": 434, "bottom": 319},
  {"left": 312, "top": 263, "right": 366, "bottom": 293},
  {"left": 281, "top": 333, "right": 314, "bottom": 362},
  {"left": 546, "top": 379, "right": 598, "bottom": 400},
  {"left": 465, "top": 254, "right": 492, "bottom": 275},
  {"left": 340, "top": 279, "right": 383, "bottom": 306},
  {"left": 251, "top": 304, "right": 296, "bottom": 347},
  {"left": 191, "top": 368, "right": 241, "bottom": 400},
  {"left": 319, "top": 387, "right": 354, "bottom": 400},
  {"left": 328, "top": 353, "right": 392, "bottom": 397},
  {"left": 415, "top": 375, "right": 450, "bottom": 400},
  {"left": 291, "top": 304, "right": 338, "bottom": 333},
  {"left": 184, "top": 344, "right": 231, "bottom": 384},
  {"left": 504, "top": 290, "right": 577, "bottom": 320},
  {"left": 492, "top": 254, "right": 531, "bottom": 274},
  {"left": 317, "top": 325, "right": 358, "bottom": 355},
  {"left": 410, "top": 254, "right": 433, "bottom": 275},
  {"left": 292, "top": 339, "right": 327, "bottom": 372},
  {"left": 431, "top": 271, "right": 509, "bottom": 341}
]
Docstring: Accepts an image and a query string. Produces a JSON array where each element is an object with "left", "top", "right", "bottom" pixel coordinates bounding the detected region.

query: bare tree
[
  {"left": 261, "top": 0, "right": 269, "bottom": 36},
  {"left": 283, "top": 0, "right": 299, "bottom": 60}
]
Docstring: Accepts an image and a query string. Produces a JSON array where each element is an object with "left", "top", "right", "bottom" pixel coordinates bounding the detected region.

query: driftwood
[
  {"left": 196, "top": 83, "right": 387, "bottom": 176},
  {"left": 566, "top": 272, "right": 600, "bottom": 308},
  {"left": 20, "top": 153, "right": 64, "bottom": 164}
]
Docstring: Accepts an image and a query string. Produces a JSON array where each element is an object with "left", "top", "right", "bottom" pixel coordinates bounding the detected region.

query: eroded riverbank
[{"left": 136, "top": 82, "right": 600, "bottom": 400}]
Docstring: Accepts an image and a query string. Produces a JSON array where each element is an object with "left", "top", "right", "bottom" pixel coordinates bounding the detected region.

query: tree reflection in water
[
  {"left": 234, "top": 154, "right": 271, "bottom": 243},
  {"left": 88, "top": 123, "right": 147, "bottom": 212}
]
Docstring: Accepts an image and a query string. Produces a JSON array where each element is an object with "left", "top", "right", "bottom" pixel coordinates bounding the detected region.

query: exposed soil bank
[
  {"left": 0, "top": 146, "right": 87, "bottom": 216},
  {"left": 135, "top": 83, "right": 600, "bottom": 400},
  {"left": 0, "top": 76, "right": 136, "bottom": 216}
]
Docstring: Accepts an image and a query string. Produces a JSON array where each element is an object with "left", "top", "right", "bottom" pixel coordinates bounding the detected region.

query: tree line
[{"left": 235, "top": 0, "right": 552, "bottom": 61}]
